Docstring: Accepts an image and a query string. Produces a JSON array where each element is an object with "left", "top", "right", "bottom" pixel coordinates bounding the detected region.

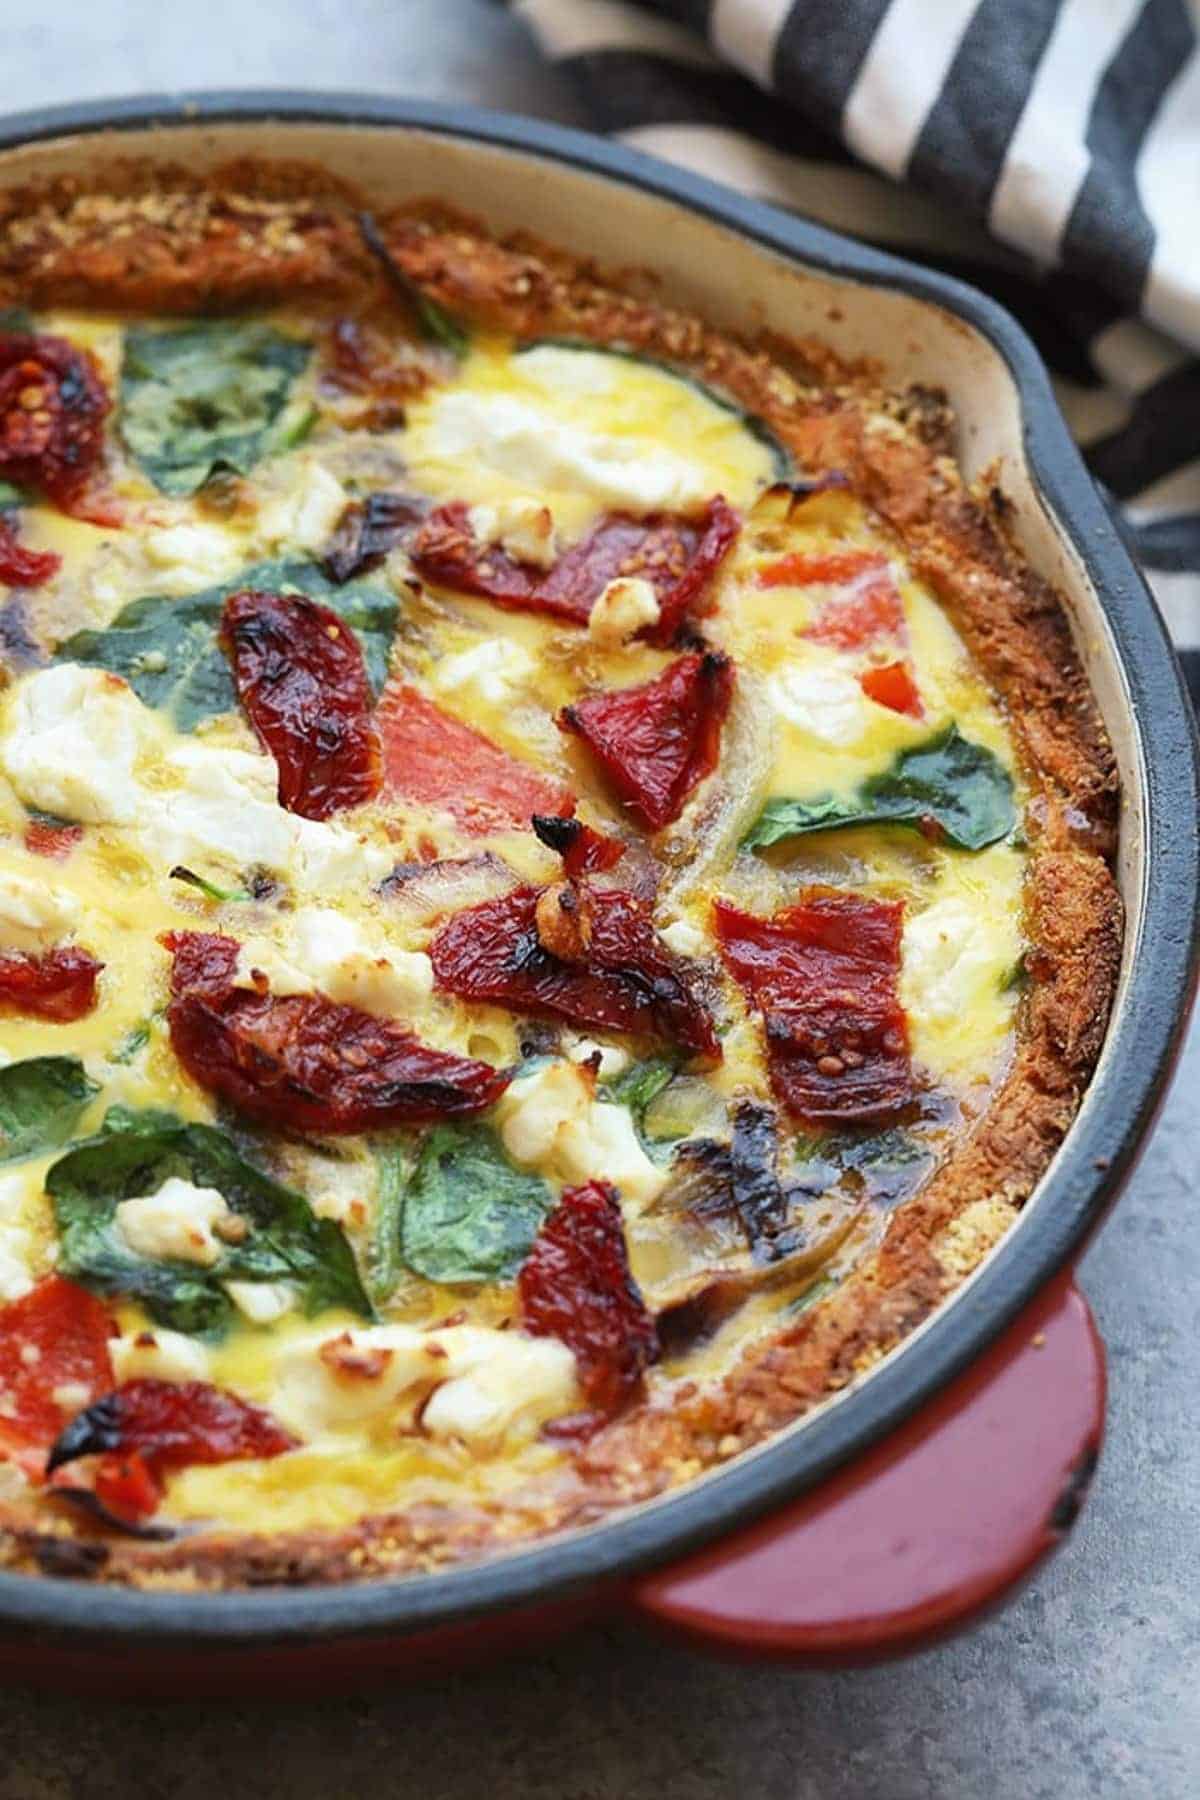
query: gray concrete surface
[{"left": 0, "top": 4, "right": 1197, "bottom": 1794}]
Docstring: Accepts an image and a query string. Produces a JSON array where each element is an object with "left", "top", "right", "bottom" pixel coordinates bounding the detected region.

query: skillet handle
[{"left": 628, "top": 1271, "right": 1104, "bottom": 1665}]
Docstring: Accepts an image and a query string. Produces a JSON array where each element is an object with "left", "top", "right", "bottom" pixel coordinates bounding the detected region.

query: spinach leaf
[
  {"left": 400, "top": 1124, "right": 553, "bottom": 1286},
  {"left": 603, "top": 1056, "right": 677, "bottom": 1124},
  {"left": 120, "top": 321, "right": 310, "bottom": 495},
  {"left": 0, "top": 1058, "right": 98, "bottom": 1165},
  {"left": 47, "top": 1109, "right": 373, "bottom": 1336},
  {"left": 744, "top": 725, "right": 1016, "bottom": 854},
  {"left": 111, "top": 1019, "right": 154, "bottom": 1065},
  {"left": 368, "top": 1136, "right": 417, "bottom": 1304},
  {"left": 57, "top": 557, "right": 397, "bottom": 729},
  {"left": 0, "top": 480, "right": 27, "bottom": 511}
]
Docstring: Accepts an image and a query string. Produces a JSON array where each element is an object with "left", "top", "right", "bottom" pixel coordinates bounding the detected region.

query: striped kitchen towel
[{"left": 510, "top": 0, "right": 1200, "bottom": 707}]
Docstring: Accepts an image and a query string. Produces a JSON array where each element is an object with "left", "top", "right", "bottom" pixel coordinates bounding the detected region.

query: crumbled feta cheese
[
  {"left": 307, "top": 1157, "right": 375, "bottom": 1227},
  {"left": 659, "top": 918, "right": 707, "bottom": 958},
  {"left": 497, "top": 1061, "right": 666, "bottom": 1210},
  {"left": 424, "top": 390, "right": 713, "bottom": 516},
  {"left": 901, "top": 896, "right": 1015, "bottom": 1028},
  {"left": 274, "top": 1321, "right": 577, "bottom": 1445},
  {"left": 0, "top": 865, "right": 80, "bottom": 953},
  {"left": 0, "top": 665, "right": 154, "bottom": 825},
  {"left": 143, "top": 522, "right": 245, "bottom": 592},
  {"left": 587, "top": 577, "right": 661, "bottom": 648},
  {"left": 557, "top": 1098, "right": 666, "bottom": 1210},
  {"left": 257, "top": 461, "right": 347, "bottom": 554},
  {"left": 564, "top": 1036, "right": 631, "bottom": 1080},
  {"left": 418, "top": 1329, "right": 578, "bottom": 1446},
  {"left": 232, "top": 939, "right": 314, "bottom": 998},
  {"left": 768, "top": 660, "right": 870, "bottom": 747},
  {"left": 434, "top": 639, "right": 536, "bottom": 707},
  {"left": 496, "top": 1061, "right": 590, "bottom": 1166},
  {"left": 155, "top": 740, "right": 296, "bottom": 872},
  {"left": 468, "top": 496, "right": 558, "bottom": 570},
  {"left": 114, "top": 1177, "right": 238, "bottom": 1268},
  {"left": 224, "top": 1280, "right": 296, "bottom": 1325},
  {"left": 234, "top": 908, "right": 433, "bottom": 1016},
  {"left": 110, "top": 1327, "right": 211, "bottom": 1385},
  {"left": 290, "top": 818, "right": 394, "bottom": 895}
]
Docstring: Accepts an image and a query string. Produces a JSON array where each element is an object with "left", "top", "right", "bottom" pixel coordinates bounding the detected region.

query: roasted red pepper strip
[
  {"left": 757, "top": 548, "right": 886, "bottom": 591},
  {"left": 23, "top": 817, "right": 83, "bottom": 859},
  {"left": 531, "top": 813, "right": 624, "bottom": 878},
  {"left": 757, "top": 547, "right": 906, "bottom": 651},
  {"left": 861, "top": 659, "right": 923, "bottom": 719},
  {"left": 378, "top": 679, "right": 575, "bottom": 836},
  {"left": 0, "top": 515, "right": 60, "bottom": 588},
  {"left": 0, "top": 1277, "right": 116, "bottom": 1478},
  {"left": 519, "top": 1180, "right": 658, "bottom": 1419},
  {"left": 411, "top": 497, "right": 739, "bottom": 644},
  {"left": 714, "top": 893, "right": 913, "bottom": 1125},
  {"left": 164, "top": 930, "right": 510, "bottom": 1133},
  {"left": 0, "top": 946, "right": 102, "bottom": 1021},
  {"left": 559, "top": 651, "right": 733, "bottom": 833},
  {"left": 46, "top": 1379, "right": 297, "bottom": 1521},
  {"left": 221, "top": 589, "right": 382, "bottom": 821},
  {"left": 430, "top": 885, "right": 720, "bottom": 1059},
  {"left": 0, "top": 331, "right": 115, "bottom": 522}
]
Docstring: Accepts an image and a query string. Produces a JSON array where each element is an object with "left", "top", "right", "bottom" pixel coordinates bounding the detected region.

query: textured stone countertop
[{"left": 0, "top": 5, "right": 1196, "bottom": 1794}]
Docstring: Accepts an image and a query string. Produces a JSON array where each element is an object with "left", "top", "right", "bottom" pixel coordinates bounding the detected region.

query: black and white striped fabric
[{"left": 510, "top": 0, "right": 1200, "bottom": 707}]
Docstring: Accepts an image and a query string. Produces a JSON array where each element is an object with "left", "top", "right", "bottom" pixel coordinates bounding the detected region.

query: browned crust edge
[{"left": 0, "top": 167, "right": 1122, "bottom": 1589}]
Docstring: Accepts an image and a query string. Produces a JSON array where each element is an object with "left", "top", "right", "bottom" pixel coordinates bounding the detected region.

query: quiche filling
[{"left": 0, "top": 192, "right": 1118, "bottom": 1578}]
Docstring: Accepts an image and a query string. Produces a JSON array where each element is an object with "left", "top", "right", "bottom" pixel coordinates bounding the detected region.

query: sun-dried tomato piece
[
  {"left": 519, "top": 1180, "right": 658, "bottom": 1418},
  {"left": 378, "top": 679, "right": 574, "bottom": 836},
  {"left": 559, "top": 651, "right": 734, "bottom": 833},
  {"left": 411, "top": 497, "right": 739, "bottom": 644},
  {"left": 861, "top": 659, "right": 923, "bottom": 718},
  {"left": 0, "top": 1278, "right": 116, "bottom": 1478},
  {"left": 46, "top": 1378, "right": 297, "bottom": 1519},
  {"left": 23, "top": 816, "right": 83, "bottom": 859},
  {"left": 715, "top": 893, "right": 913, "bottom": 1125},
  {"left": 322, "top": 490, "right": 427, "bottom": 584},
  {"left": 91, "top": 1449, "right": 163, "bottom": 1524},
  {"left": 164, "top": 930, "right": 510, "bottom": 1133},
  {"left": 221, "top": 590, "right": 381, "bottom": 821},
  {"left": 0, "top": 946, "right": 102, "bottom": 1021},
  {"left": 0, "top": 331, "right": 115, "bottom": 521},
  {"left": 531, "top": 813, "right": 624, "bottom": 878},
  {"left": 0, "top": 515, "right": 60, "bottom": 588},
  {"left": 430, "top": 884, "right": 720, "bottom": 1058}
]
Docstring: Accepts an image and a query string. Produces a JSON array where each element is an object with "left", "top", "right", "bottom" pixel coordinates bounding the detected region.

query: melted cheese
[{"left": 402, "top": 337, "right": 776, "bottom": 542}]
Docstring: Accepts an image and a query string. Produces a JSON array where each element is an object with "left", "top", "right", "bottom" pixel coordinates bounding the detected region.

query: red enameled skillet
[{"left": 0, "top": 93, "right": 1195, "bottom": 1696}]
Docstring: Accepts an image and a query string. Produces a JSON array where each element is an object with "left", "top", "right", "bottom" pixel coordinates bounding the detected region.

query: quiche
[{"left": 0, "top": 165, "right": 1120, "bottom": 1588}]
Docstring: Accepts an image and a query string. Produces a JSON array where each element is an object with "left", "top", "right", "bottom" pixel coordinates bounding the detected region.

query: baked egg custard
[{"left": 0, "top": 173, "right": 1120, "bottom": 1586}]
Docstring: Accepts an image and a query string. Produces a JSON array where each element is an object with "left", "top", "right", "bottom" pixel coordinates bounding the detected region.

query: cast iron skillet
[{"left": 0, "top": 93, "right": 1194, "bottom": 1672}]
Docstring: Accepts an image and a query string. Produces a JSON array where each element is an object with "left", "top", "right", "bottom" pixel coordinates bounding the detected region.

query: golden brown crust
[{"left": 0, "top": 165, "right": 1123, "bottom": 1589}]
